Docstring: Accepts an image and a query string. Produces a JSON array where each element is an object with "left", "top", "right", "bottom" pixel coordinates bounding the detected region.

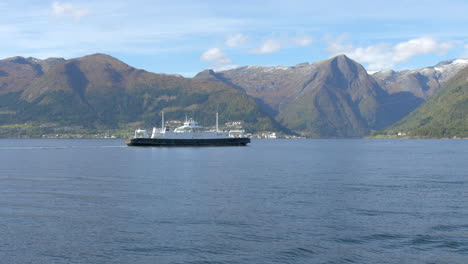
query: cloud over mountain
[
  {"left": 200, "top": 48, "right": 237, "bottom": 70},
  {"left": 327, "top": 36, "right": 454, "bottom": 71}
]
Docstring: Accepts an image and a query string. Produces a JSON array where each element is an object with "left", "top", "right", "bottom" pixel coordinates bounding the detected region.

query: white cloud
[
  {"left": 252, "top": 39, "right": 282, "bottom": 54},
  {"left": 52, "top": 1, "right": 89, "bottom": 19},
  {"left": 327, "top": 36, "right": 455, "bottom": 71},
  {"left": 201, "top": 48, "right": 231, "bottom": 64},
  {"left": 200, "top": 48, "right": 237, "bottom": 70},
  {"left": 294, "top": 36, "right": 313, "bottom": 46},
  {"left": 393, "top": 37, "right": 453, "bottom": 61},
  {"left": 225, "top": 33, "right": 249, "bottom": 48}
]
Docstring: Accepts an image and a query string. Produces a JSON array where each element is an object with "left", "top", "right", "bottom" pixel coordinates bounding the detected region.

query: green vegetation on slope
[
  {"left": 376, "top": 67, "right": 468, "bottom": 138},
  {"left": 0, "top": 81, "right": 277, "bottom": 137}
]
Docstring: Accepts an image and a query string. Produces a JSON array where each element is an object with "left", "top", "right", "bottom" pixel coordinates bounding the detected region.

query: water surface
[{"left": 1, "top": 139, "right": 467, "bottom": 263}]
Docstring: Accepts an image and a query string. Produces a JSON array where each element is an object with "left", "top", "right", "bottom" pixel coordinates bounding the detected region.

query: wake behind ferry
[{"left": 126, "top": 113, "right": 250, "bottom": 147}]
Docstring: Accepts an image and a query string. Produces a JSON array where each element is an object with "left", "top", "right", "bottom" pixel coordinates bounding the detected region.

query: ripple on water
[
  {"left": 362, "top": 233, "right": 407, "bottom": 242},
  {"left": 408, "top": 234, "right": 439, "bottom": 247},
  {"left": 269, "top": 247, "right": 318, "bottom": 264},
  {"left": 431, "top": 224, "right": 468, "bottom": 232},
  {"left": 334, "top": 233, "right": 409, "bottom": 249},
  {"left": 404, "top": 234, "right": 467, "bottom": 252},
  {"left": 122, "top": 246, "right": 185, "bottom": 256}
]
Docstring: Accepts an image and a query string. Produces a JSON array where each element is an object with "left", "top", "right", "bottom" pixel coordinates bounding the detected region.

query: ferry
[{"left": 126, "top": 113, "right": 250, "bottom": 147}]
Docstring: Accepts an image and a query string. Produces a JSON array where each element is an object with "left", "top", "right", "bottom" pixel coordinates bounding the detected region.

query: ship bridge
[{"left": 174, "top": 118, "right": 204, "bottom": 133}]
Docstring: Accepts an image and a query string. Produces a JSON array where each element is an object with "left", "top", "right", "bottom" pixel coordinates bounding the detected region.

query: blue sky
[{"left": 1, "top": 0, "right": 467, "bottom": 76}]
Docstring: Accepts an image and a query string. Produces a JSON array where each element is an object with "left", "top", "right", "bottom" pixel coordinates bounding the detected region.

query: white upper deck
[
  {"left": 133, "top": 113, "right": 246, "bottom": 140},
  {"left": 173, "top": 118, "right": 204, "bottom": 132}
]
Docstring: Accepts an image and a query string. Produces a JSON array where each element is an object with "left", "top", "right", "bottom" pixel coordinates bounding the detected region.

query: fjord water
[{"left": 1, "top": 139, "right": 467, "bottom": 263}]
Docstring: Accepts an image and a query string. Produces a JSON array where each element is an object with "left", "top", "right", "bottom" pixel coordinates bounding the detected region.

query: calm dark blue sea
[{"left": 1, "top": 139, "right": 467, "bottom": 263}]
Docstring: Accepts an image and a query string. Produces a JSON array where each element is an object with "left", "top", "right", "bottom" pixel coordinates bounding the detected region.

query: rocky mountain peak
[
  {"left": 326, "top": 54, "right": 366, "bottom": 74},
  {"left": 4, "top": 56, "right": 33, "bottom": 65},
  {"left": 294, "top": 62, "right": 310, "bottom": 68},
  {"left": 193, "top": 69, "right": 218, "bottom": 80},
  {"left": 75, "top": 53, "right": 132, "bottom": 69}
]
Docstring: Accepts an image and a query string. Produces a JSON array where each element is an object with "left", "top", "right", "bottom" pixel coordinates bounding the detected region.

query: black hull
[{"left": 126, "top": 137, "right": 250, "bottom": 147}]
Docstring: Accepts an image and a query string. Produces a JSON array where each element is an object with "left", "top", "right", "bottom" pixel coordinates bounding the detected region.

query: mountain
[
  {"left": 373, "top": 59, "right": 468, "bottom": 99},
  {"left": 274, "top": 55, "right": 389, "bottom": 137},
  {"left": 0, "top": 54, "right": 277, "bottom": 135},
  {"left": 203, "top": 62, "right": 320, "bottom": 113},
  {"left": 206, "top": 56, "right": 468, "bottom": 137},
  {"left": 0, "top": 56, "right": 65, "bottom": 94},
  {"left": 207, "top": 55, "right": 411, "bottom": 137},
  {"left": 1, "top": 53, "right": 466, "bottom": 138},
  {"left": 378, "top": 66, "right": 468, "bottom": 138}
]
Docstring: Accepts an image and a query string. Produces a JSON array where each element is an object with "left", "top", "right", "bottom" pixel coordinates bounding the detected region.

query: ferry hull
[{"left": 126, "top": 137, "right": 250, "bottom": 147}]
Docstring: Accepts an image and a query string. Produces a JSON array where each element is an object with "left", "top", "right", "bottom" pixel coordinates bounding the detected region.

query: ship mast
[
  {"left": 216, "top": 112, "right": 219, "bottom": 132},
  {"left": 161, "top": 111, "right": 164, "bottom": 130}
]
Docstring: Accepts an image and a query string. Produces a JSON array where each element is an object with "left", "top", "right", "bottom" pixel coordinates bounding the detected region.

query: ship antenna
[
  {"left": 161, "top": 111, "right": 164, "bottom": 130},
  {"left": 216, "top": 112, "right": 219, "bottom": 132}
]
